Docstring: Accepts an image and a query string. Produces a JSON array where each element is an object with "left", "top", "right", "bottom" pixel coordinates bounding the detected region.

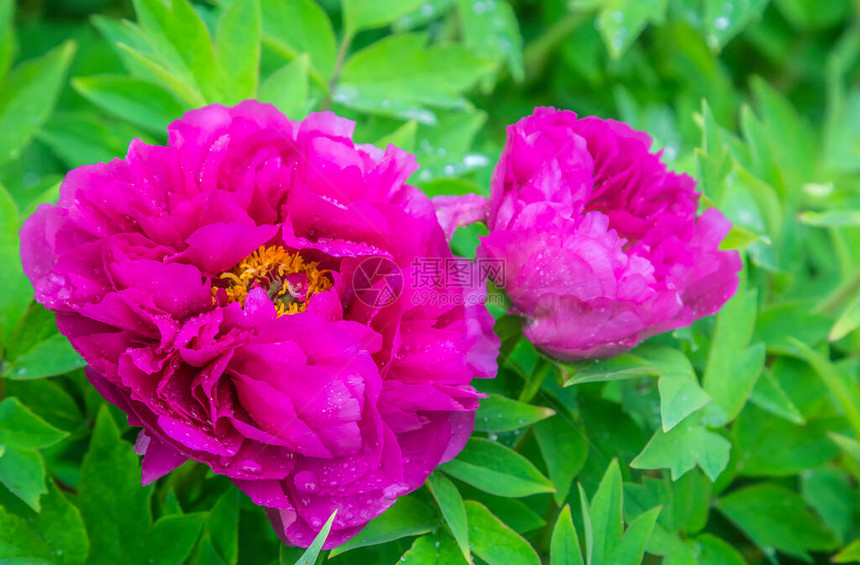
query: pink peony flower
[
  {"left": 474, "top": 107, "right": 741, "bottom": 360},
  {"left": 20, "top": 101, "right": 499, "bottom": 548}
]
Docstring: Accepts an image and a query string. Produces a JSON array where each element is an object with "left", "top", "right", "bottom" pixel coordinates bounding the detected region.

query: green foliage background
[{"left": 1, "top": 0, "right": 859, "bottom": 563}]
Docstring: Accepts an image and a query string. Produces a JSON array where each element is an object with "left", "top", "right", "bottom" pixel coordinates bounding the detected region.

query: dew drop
[{"left": 239, "top": 460, "right": 262, "bottom": 475}]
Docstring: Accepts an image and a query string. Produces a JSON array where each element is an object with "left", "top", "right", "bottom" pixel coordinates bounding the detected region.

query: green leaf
[
  {"left": 131, "top": 0, "right": 219, "bottom": 101},
  {"left": 834, "top": 539, "right": 860, "bottom": 563},
  {"left": 719, "top": 223, "right": 769, "bottom": 250},
  {"left": 426, "top": 473, "right": 469, "bottom": 562},
  {"left": 456, "top": 0, "right": 524, "bottom": 81},
  {"left": 465, "top": 501, "right": 540, "bottom": 565},
  {"left": 822, "top": 45, "right": 860, "bottom": 174},
  {"left": 374, "top": 120, "right": 418, "bottom": 154},
  {"left": 76, "top": 406, "right": 201, "bottom": 564},
  {"left": 336, "top": 34, "right": 492, "bottom": 124},
  {"left": 830, "top": 293, "right": 860, "bottom": 341},
  {"left": 703, "top": 0, "right": 769, "bottom": 51},
  {"left": 161, "top": 488, "right": 182, "bottom": 517},
  {"left": 653, "top": 349, "right": 711, "bottom": 432},
  {"left": 632, "top": 415, "right": 731, "bottom": 481},
  {"left": 461, "top": 492, "right": 545, "bottom": 534},
  {"left": 587, "top": 459, "right": 624, "bottom": 565},
  {"left": 147, "top": 513, "right": 206, "bottom": 565},
  {"left": 622, "top": 479, "right": 683, "bottom": 559},
  {"left": 474, "top": 394, "right": 554, "bottom": 433},
  {"left": 577, "top": 484, "right": 594, "bottom": 565},
  {"left": 695, "top": 534, "right": 747, "bottom": 565},
  {"left": 749, "top": 77, "right": 817, "bottom": 186},
  {"left": 0, "top": 183, "right": 30, "bottom": 348},
  {"left": 116, "top": 44, "right": 206, "bottom": 107},
  {"left": 261, "top": 0, "right": 337, "bottom": 79},
  {"left": 776, "top": 0, "right": 853, "bottom": 29},
  {"left": 419, "top": 178, "right": 482, "bottom": 198},
  {"left": 2, "top": 333, "right": 85, "bottom": 380},
  {"left": 197, "top": 538, "right": 228, "bottom": 565},
  {"left": 90, "top": 14, "right": 161, "bottom": 81},
  {"left": 0, "top": 40, "right": 76, "bottom": 166},
  {"left": 568, "top": 344, "right": 709, "bottom": 433},
  {"left": 800, "top": 468, "right": 851, "bottom": 543},
  {"left": 258, "top": 54, "right": 310, "bottom": 120},
  {"left": 20, "top": 180, "right": 61, "bottom": 220},
  {"left": 748, "top": 368, "right": 805, "bottom": 424},
  {"left": 399, "top": 532, "right": 468, "bottom": 565},
  {"left": 596, "top": 0, "right": 667, "bottom": 59},
  {"left": 328, "top": 497, "right": 437, "bottom": 557},
  {"left": 549, "top": 505, "right": 583, "bottom": 565},
  {"left": 0, "top": 505, "right": 46, "bottom": 561},
  {"left": 716, "top": 483, "right": 837, "bottom": 561},
  {"left": 33, "top": 481, "right": 89, "bottom": 564},
  {"left": 72, "top": 75, "right": 187, "bottom": 134},
  {"left": 753, "top": 301, "right": 832, "bottom": 353},
  {"left": 4, "top": 380, "right": 83, "bottom": 439},
  {"left": 704, "top": 290, "right": 763, "bottom": 425},
  {"left": 798, "top": 210, "right": 860, "bottom": 227},
  {"left": 733, "top": 404, "right": 838, "bottom": 477},
  {"left": 607, "top": 506, "right": 661, "bottom": 565},
  {"left": 0, "top": 446, "right": 47, "bottom": 511},
  {"left": 342, "top": 0, "right": 427, "bottom": 34},
  {"left": 791, "top": 339, "right": 860, "bottom": 439},
  {"left": 830, "top": 432, "right": 860, "bottom": 463},
  {"left": 77, "top": 405, "right": 152, "bottom": 564},
  {"left": 0, "top": 480, "right": 89, "bottom": 564},
  {"left": 738, "top": 105, "right": 784, "bottom": 196},
  {"left": 37, "top": 112, "right": 146, "bottom": 169},
  {"left": 671, "top": 471, "right": 711, "bottom": 535},
  {"left": 732, "top": 163, "right": 783, "bottom": 238},
  {"left": 215, "top": 0, "right": 261, "bottom": 103},
  {"left": 414, "top": 110, "right": 488, "bottom": 181},
  {"left": 209, "top": 489, "right": 239, "bottom": 565},
  {"left": 562, "top": 353, "right": 659, "bottom": 385},
  {"left": 128, "top": 0, "right": 196, "bottom": 76},
  {"left": 534, "top": 415, "right": 588, "bottom": 505},
  {"left": 440, "top": 438, "right": 554, "bottom": 498},
  {"left": 0, "top": 0, "right": 13, "bottom": 81},
  {"left": 695, "top": 100, "right": 732, "bottom": 205},
  {"left": 0, "top": 397, "right": 68, "bottom": 449}
]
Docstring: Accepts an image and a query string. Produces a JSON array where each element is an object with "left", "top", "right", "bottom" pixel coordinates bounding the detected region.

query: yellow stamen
[{"left": 212, "top": 245, "right": 333, "bottom": 316}]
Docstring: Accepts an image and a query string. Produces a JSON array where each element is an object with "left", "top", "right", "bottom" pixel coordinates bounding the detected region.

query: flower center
[{"left": 212, "top": 245, "right": 333, "bottom": 316}]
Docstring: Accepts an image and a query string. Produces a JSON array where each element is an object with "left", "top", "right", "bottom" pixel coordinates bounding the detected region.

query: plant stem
[
  {"left": 523, "top": 10, "right": 588, "bottom": 84},
  {"left": 518, "top": 359, "right": 553, "bottom": 404},
  {"left": 818, "top": 264, "right": 860, "bottom": 314},
  {"left": 321, "top": 30, "right": 354, "bottom": 111}
]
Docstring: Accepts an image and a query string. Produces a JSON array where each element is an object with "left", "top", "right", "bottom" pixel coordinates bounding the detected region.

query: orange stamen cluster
[{"left": 213, "top": 245, "right": 333, "bottom": 316}]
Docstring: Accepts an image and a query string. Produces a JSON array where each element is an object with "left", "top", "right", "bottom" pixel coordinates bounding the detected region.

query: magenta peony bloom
[
  {"left": 20, "top": 101, "right": 499, "bottom": 547},
  {"left": 474, "top": 107, "right": 741, "bottom": 360}
]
